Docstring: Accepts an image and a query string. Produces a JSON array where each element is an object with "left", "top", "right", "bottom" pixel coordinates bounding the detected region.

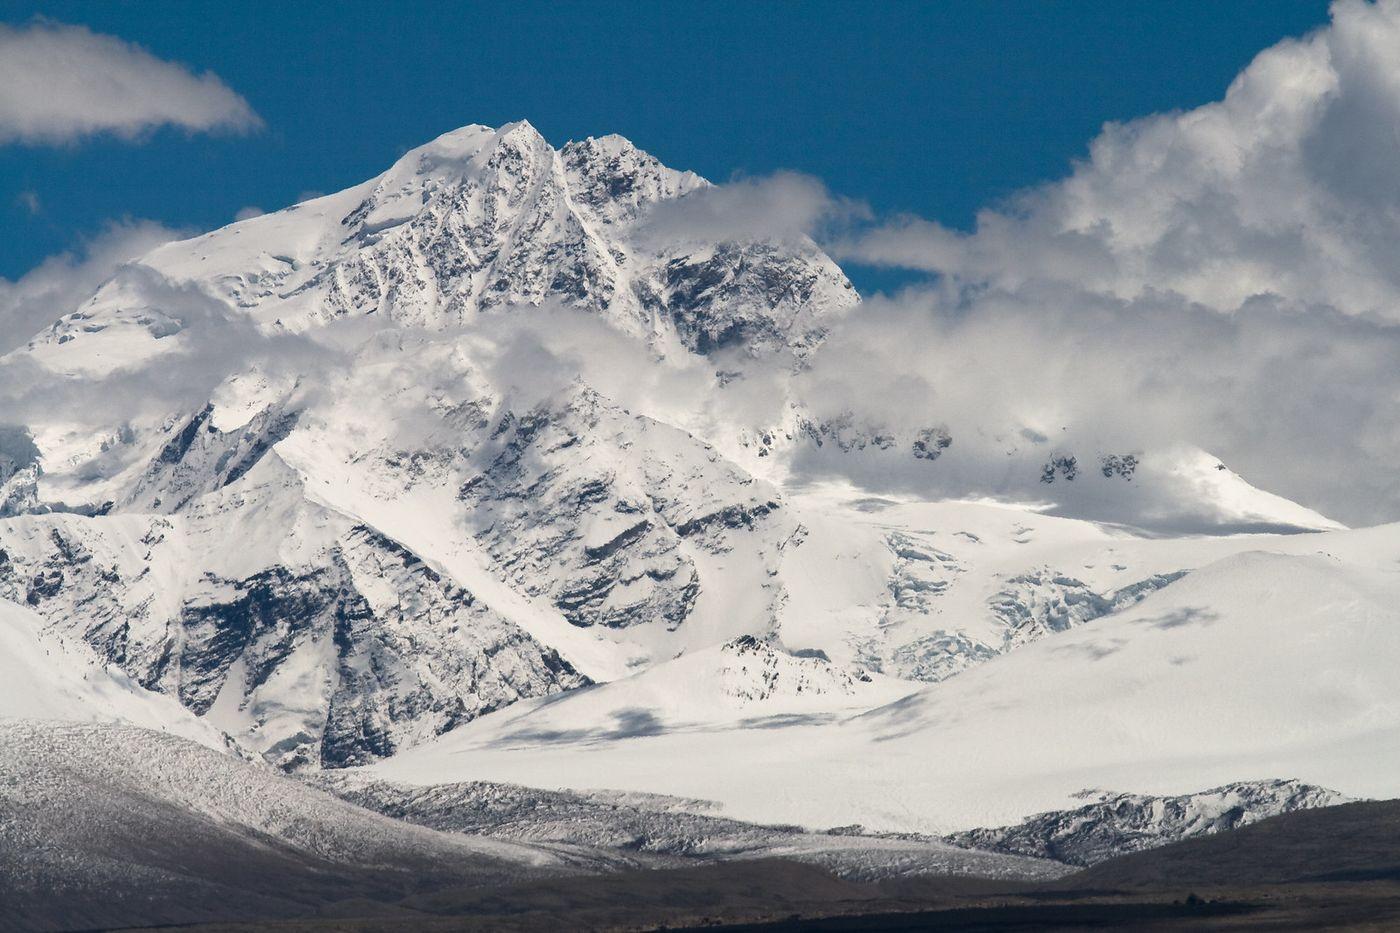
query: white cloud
[
  {"left": 7, "top": 4, "right": 1400, "bottom": 531},
  {"left": 0, "top": 20, "right": 261, "bottom": 144},
  {"left": 840, "top": 0, "right": 1400, "bottom": 321},
  {"left": 633, "top": 171, "right": 867, "bottom": 248},
  {"left": 810, "top": 0, "right": 1400, "bottom": 527},
  {"left": 0, "top": 221, "right": 180, "bottom": 355},
  {"left": 0, "top": 259, "right": 344, "bottom": 431},
  {"left": 793, "top": 283, "right": 1400, "bottom": 528},
  {"left": 233, "top": 206, "right": 265, "bottom": 221}
]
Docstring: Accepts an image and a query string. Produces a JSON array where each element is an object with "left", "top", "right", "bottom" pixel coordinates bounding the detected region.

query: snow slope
[
  {"left": 405, "top": 633, "right": 920, "bottom": 749},
  {"left": 771, "top": 486, "right": 1343, "bottom": 681},
  {"left": 369, "top": 522, "right": 1400, "bottom": 834},
  {"left": 0, "top": 599, "right": 227, "bottom": 749}
]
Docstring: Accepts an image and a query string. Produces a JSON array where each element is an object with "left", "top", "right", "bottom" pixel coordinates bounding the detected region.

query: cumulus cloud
[
  {"left": 633, "top": 171, "right": 867, "bottom": 248},
  {"left": 469, "top": 306, "right": 790, "bottom": 432},
  {"left": 793, "top": 283, "right": 1400, "bottom": 528},
  {"left": 0, "top": 20, "right": 261, "bottom": 144},
  {"left": 9, "top": 3, "right": 1400, "bottom": 531},
  {"left": 808, "top": 0, "right": 1400, "bottom": 527},
  {"left": 839, "top": 0, "right": 1400, "bottom": 320},
  {"left": 0, "top": 221, "right": 180, "bottom": 355},
  {"left": 0, "top": 262, "right": 344, "bottom": 436}
]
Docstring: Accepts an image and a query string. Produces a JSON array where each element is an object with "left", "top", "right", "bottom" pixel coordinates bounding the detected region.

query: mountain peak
[
  {"left": 21, "top": 120, "right": 855, "bottom": 365},
  {"left": 492, "top": 118, "right": 550, "bottom": 152},
  {"left": 377, "top": 120, "right": 546, "bottom": 190},
  {"left": 564, "top": 132, "right": 646, "bottom": 159}
]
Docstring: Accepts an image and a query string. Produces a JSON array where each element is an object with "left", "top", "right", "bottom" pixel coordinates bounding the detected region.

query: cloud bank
[
  {"left": 839, "top": 0, "right": 1400, "bottom": 320},
  {"left": 0, "top": 20, "right": 261, "bottom": 144},
  {"left": 807, "top": 0, "right": 1400, "bottom": 527}
]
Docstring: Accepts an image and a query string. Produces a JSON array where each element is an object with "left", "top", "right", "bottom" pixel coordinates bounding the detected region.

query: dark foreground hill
[
  {"left": 683, "top": 800, "right": 1400, "bottom": 931},
  {"left": 1069, "top": 798, "right": 1400, "bottom": 887},
  {"left": 74, "top": 800, "right": 1400, "bottom": 932}
]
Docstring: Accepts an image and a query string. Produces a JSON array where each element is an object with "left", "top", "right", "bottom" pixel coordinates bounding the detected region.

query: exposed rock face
[
  {"left": 318, "top": 123, "right": 648, "bottom": 329},
  {"left": 0, "top": 463, "right": 587, "bottom": 770},
  {"left": 560, "top": 134, "right": 698, "bottom": 225},
  {"left": 1041, "top": 454, "right": 1079, "bottom": 483},
  {"left": 126, "top": 403, "right": 300, "bottom": 513},
  {"left": 0, "top": 464, "right": 39, "bottom": 519},
  {"left": 947, "top": 780, "right": 1353, "bottom": 866},
  {"left": 458, "top": 388, "right": 786, "bottom": 632},
  {"left": 1042, "top": 452, "right": 1139, "bottom": 484},
  {"left": 643, "top": 241, "right": 854, "bottom": 356},
  {"left": 719, "top": 635, "right": 874, "bottom": 702},
  {"left": 912, "top": 427, "right": 952, "bottom": 461},
  {"left": 1099, "top": 453, "right": 1139, "bottom": 480},
  {"left": 799, "top": 414, "right": 896, "bottom": 453}
]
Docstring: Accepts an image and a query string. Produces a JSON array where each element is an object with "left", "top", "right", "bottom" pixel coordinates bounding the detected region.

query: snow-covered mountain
[
  {"left": 0, "top": 597, "right": 227, "bottom": 749},
  {"left": 0, "top": 455, "right": 589, "bottom": 768},
  {"left": 22, "top": 121, "right": 855, "bottom": 374},
  {"left": 1, "top": 122, "right": 849, "bottom": 767},
  {"left": 1, "top": 119, "right": 1396, "bottom": 876}
]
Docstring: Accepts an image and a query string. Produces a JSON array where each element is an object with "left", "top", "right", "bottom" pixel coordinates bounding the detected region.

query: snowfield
[
  {"left": 368, "top": 520, "right": 1400, "bottom": 833},
  {"left": 0, "top": 599, "right": 227, "bottom": 749}
]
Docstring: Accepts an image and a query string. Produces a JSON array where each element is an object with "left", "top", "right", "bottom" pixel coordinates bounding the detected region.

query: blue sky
[{"left": 1, "top": 0, "right": 1329, "bottom": 287}]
